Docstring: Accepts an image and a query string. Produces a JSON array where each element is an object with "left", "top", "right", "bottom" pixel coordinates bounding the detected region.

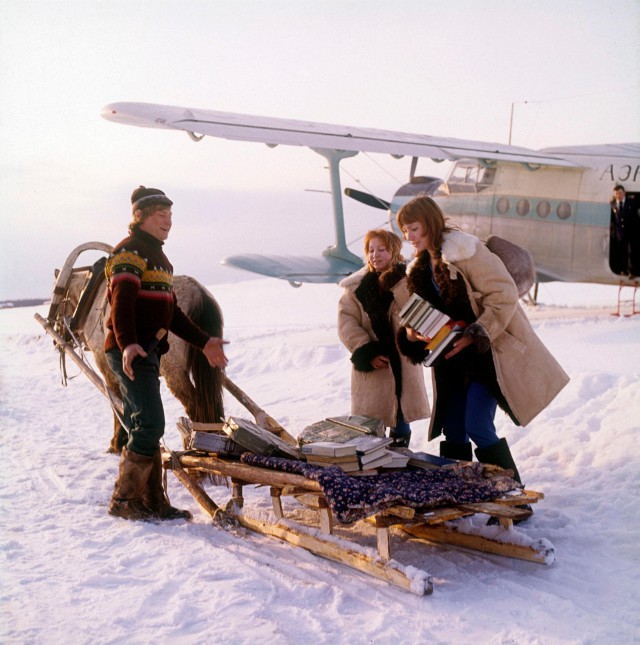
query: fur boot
[
  {"left": 439, "top": 440, "right": 473, "bottom": 461},
  {"left": 144, "top": 450, "right": 192, "bottom": 521},
  {"left": 474, "top": 437, "right": 522, "bottom": 483},
  {"left": 108, "top": 448, "right": 156, "bottom": 521}
]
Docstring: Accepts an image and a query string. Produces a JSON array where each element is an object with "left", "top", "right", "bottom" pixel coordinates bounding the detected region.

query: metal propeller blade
[{"left": 344, "top": 188, "right": 391, "bottom": 210}]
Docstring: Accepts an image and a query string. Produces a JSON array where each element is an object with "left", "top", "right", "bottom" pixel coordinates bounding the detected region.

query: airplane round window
[
  {"left": 516, "top": 199, "right": 530, "bottom": 216},
  {"left": 537, "top": 201, "right": 551, "bottom": 218},
  {"left": 557, "top": 202, "right": 572, "bottom": 220},
  {"left": 496, "top": 197, "right": 510, "bottom": 214}
]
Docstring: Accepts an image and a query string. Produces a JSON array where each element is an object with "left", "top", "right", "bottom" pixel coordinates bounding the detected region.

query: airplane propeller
[{"left": 344, "top": 188, "right": 391, "bottom": 210}]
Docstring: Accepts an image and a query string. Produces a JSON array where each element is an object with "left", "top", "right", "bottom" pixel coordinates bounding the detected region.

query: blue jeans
[
  {"left": 442, "top": 380, "right": 499, "bottom": 449},
  {"left": 106, "top": 349, "right": 165, "bottom": 456}
]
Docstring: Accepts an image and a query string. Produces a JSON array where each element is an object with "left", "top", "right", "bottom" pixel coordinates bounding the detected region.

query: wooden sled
[
  {"left": 163, "top": 449, "right": 553, "bottom": 597},
  {"left": 34, "top": 247, "right": 552, "bottom": 596}
]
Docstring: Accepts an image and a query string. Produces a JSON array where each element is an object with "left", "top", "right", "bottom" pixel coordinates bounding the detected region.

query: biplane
[{"left": 102, "top": 102, "right": 640, "bottom": 298}]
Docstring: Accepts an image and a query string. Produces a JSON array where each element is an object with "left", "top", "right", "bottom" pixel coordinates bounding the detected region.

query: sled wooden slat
[
  {"left": 176, "top": 452, "right": 323, "bottom": 492},
  {"left": 401, "top": 522, "right": 555, "bottom": 564},
  {"left": 456, "top": 503, "right": 534, "bottom": 519}
]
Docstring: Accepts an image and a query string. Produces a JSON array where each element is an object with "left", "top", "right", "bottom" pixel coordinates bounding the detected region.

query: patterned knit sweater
[{"left": 104, "top": 229, "right": 210, "bottom": 355}]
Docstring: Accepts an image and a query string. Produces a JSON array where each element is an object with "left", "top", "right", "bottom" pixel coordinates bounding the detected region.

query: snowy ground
[{"left": 1, "top": 279, "right": 639, "bottom": 644}]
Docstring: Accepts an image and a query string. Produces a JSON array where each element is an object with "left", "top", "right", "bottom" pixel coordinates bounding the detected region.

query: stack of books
[
  {"left": 301, "top": 435, "right": 394, "bottom": 473},
  {"left": 398, "top": 294, "right": 466, "bottom": 367},
  {"left": 176, "top": 417, "right": 244, "bottom": 456},
  {"left": 380, "top": 451, "right": 411, "bottom": 469},
  {"left": 348, "top": 435, "right": 394, "bottom": 471},
  {"left": 298, "top": 415, "right": 386, "bottom": 446},
  {"left": 223, "top": 417, "right": 303, "bottom": 460},
  {"left": 300, "top": 441, "right": 361, "bottom": 472}
]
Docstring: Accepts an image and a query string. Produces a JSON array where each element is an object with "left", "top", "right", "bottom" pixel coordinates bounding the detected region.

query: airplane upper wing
[{"left": 102, "top": 102, "right": 579, "bottom": 168}]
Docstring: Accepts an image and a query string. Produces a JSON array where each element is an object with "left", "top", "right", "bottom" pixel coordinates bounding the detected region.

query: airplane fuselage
[{"left": 390, "top": 147, "right": 640, "bottom": 286}]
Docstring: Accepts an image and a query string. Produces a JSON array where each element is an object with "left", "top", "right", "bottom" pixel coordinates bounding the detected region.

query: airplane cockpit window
[{"left": 447, "top": 162, "right": 495, "bottom": 193}]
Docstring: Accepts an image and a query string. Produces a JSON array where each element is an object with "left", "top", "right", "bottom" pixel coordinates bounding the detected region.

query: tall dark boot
[
  {"left": 390, "top": 430, "right": 411, "bottom": 448},
  {"left": 144, "top": 450, "right": 192, "bottom": 521},
  {"left": 108, "top": 448, "right": 156, "bottom": 521},
  {"left": 440, "top": 440, "right": 473, "bottom": 462},
  {"left": 474, "top": 438, "right": 522, "bottom": 483},
  {"left": 475, "top": 438, "right": 532, "bottom": 522}
]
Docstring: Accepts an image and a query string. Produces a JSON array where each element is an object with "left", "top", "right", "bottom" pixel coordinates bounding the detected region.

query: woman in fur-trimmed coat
[
  {"left": 338, "top": 229, "right": 430, "bottom": 447},
  {"left": 390, "top": 196, "right": 569, "bottom": 486}
]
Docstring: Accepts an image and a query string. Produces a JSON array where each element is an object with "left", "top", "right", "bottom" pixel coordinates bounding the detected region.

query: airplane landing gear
[{"left": 613, "top": 280, "right": 639, "bottom": 317}]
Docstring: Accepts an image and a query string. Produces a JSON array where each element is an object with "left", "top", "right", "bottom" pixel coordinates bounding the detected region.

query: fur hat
[{"left": 131, "top": 186, "right": 173, "bottom": 210}]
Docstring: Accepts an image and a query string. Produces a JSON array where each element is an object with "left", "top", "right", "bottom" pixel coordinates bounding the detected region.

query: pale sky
[{"left": 1, "top": 0, "right": 639, "bottom": 299}]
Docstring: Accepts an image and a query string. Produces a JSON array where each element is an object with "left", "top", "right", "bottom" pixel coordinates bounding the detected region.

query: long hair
[
  {"left": 363, "top": 229, "right": 404, "bottom": 271},
  {"left": 396, "top": 196, "right": 455, "bottom": 255}
]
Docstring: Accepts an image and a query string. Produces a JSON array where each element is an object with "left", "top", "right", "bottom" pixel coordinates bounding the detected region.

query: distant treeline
[{"left": 0, "top": 299, "right": 49, "bottom": 310}]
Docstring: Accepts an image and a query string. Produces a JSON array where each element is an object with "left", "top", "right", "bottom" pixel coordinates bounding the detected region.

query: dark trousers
[{"left": 106, "top": 349, "right": 165, "bottom": 456}]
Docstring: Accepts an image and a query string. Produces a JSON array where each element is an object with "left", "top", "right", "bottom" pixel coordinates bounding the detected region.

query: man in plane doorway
[{"left": 610, "top": 184, "right": 639, "bottom": 278}]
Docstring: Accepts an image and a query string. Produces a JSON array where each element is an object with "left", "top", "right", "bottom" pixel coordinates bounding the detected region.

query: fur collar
[
  {"left": 440, "top": 230, "right": 479, "bottom": 264},
  {"left": 339, "top": 266, "right": 369, "bottom": 289},
  {"left": 406, "top": 230, "right": 479, "bottom": 273},
  {"left": 339, "top": 264, "right": 407, "bottom": 291}
]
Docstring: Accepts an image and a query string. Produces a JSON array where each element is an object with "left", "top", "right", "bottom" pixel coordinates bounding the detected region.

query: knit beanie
[{"left": 131, "top": 186, "right": 173, "bottom": 210}]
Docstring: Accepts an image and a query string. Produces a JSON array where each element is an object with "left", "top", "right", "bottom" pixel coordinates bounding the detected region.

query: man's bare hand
[
  {"left": 123, "top": 343, "right": 147, "bottom": 380},
  {"left": 203, "top": 337, "right": 229, "bottom": 369}
]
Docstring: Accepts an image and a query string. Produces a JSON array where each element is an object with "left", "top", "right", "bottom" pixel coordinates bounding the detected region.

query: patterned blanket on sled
[{"left": 240, "top": 454, "right": 520, "bottom": 524}]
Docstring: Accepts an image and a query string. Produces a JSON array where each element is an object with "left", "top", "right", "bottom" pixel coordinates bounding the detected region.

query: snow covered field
[{"left": 1, "top": 279, "right": 639, "bottom": 644}]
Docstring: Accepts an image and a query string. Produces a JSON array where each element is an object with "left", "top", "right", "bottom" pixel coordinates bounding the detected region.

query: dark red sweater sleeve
[{"left": 170, "top": 292, "right": 210, "bottom": 349}]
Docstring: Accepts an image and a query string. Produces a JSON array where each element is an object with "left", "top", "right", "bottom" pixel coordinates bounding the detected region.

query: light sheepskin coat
[
  {"left": 392, "top": 230, "right": 570, "bottom": 438},
  {"left": 338, "top": 267, "right": 430, "bottom": 428}
]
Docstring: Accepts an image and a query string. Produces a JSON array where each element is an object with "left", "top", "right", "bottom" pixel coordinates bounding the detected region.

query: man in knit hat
[{"left": 104, "top": 186, "right": 228, "bottom": 521}]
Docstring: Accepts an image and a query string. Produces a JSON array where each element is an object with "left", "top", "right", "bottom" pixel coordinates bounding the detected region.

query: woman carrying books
[
  {"left": 338, "top": 229, "right": 430, "bottom": 448},
  {"left": 388, "top": 196, "right": 569, "bottom": 506}
]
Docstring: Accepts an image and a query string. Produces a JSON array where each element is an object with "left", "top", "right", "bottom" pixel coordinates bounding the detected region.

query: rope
[{"left": 58, "top": 315, "right": 129, "bottom": 433}]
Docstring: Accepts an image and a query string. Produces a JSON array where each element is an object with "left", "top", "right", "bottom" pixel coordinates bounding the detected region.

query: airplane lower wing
[{"left": 221, "top": 253, "right": 363, "bottom": 285}]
